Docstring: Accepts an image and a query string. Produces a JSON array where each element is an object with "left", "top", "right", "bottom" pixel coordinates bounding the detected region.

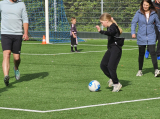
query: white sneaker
[
  {"left": 155, "top": 69, "right": 160, "bottom": 77},
  {"left": 112, "top": 83, "right": 122, "bottom": 92},
  {"left": 136, "top": 70, "right": 143, "bottom": 76},
  {"left": 108, "top": 79, "right": 113, "bottom": 87}
]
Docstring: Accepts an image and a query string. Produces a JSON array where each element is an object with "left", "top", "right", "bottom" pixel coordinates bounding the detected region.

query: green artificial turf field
[{"left": 0, "top": 39, "right": 160, "bottom": 119}]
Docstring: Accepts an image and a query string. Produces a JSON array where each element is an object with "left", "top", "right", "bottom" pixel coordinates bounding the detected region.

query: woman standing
[{"left": 131, "top": 0, "right": 160, "bottom": 77}]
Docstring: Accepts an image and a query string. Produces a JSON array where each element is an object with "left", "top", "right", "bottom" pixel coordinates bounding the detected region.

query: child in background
[
  {"left": 70, "top": 17, "right": 78, "bottom": 52},
  {"left": 96, "top": 13, "right": 123, "bottom": 92}
]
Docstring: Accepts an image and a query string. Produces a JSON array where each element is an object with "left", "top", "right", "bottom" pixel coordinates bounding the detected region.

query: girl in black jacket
[{"left": 96, "top": 13, "right": 123, "bottom": 92}]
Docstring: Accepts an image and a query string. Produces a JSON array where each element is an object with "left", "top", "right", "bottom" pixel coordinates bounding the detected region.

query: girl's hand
[
  {"left": 73, "top": 35, "right": 76, "bottom": 38},
  {"left": 96, "top": 25, "right": 101, "bottom": 32},
  {"left": 132, "top": 34, "right": 136, "bottom": 38}
]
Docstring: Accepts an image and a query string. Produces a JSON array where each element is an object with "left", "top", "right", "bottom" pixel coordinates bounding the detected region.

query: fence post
[
  {"left": 101, "top": 0, "right": 103, "bottom": 30},
  {"left": 54, "top": 0, "right": 57, "bottom": 32}
]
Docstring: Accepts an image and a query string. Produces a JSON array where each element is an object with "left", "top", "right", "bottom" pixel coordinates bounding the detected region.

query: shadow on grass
[
  {"left": 0, "top": 72, "right": 49, "bottom": 95},
  {"left": 78, "top": 49, "right": 83, "bottom": 52},
  {"left": 142, "top": 67, "right": 155, "bottom": 75},
  {"left": 145, "top": 57, "right": 151, "bottom": 59}
]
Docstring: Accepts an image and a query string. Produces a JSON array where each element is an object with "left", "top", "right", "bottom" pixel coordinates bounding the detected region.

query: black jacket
[
  {"left": 153, "top": 1, "right": 160, "bottom": 20},
  {"left": 99, "top": 23, "right": 120, "bottom": 47}
]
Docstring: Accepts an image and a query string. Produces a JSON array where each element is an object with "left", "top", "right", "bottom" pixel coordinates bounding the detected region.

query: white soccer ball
[{"left": 88, "top": 80, "right": 101, "bottom": 92}]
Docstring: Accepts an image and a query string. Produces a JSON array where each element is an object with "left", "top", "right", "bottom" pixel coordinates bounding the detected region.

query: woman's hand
[
  {"left": 132, "top": 34, "right": 136, "bottom": 38},
  {"left": 96, "top": 25, "right": 101, "bottom": 32}
]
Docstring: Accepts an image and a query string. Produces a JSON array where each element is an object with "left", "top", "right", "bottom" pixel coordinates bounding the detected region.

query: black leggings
[
  {"left": 139, "top": 45, "right": 158, "bottom": 70},
  {"left": 100, "top": 45, "right": 122, "bottom": 84}
]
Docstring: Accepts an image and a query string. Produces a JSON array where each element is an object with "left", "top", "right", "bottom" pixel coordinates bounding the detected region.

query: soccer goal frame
[{"left": 45, "top": 0, "right": 49, "bottom": 44}]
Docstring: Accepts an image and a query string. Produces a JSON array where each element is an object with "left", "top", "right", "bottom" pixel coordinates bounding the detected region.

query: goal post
[{"left": 45, "top": 0, "right": 49, "bottom": 44}]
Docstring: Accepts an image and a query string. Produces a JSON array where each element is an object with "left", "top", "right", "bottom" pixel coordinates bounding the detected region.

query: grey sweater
[{"left": 0, "top": 0, "right": 28, "bottom": 35}]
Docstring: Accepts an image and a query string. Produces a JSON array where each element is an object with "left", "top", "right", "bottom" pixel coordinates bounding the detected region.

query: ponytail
[
  {"left": 111, "top": 18, "right": 123, "bottom": 34},
  {"left": 100, "top": 13, "right": 123, "bottom": 34}
]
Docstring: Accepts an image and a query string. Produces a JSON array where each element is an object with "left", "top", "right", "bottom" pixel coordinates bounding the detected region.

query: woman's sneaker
[
  {"left": 136, "top": 70, "right": 143, "bottom": 76},
  {"left": 4, "top": 75, "right": 10, "bottom": 86},
  {"left": 14, "top": 67, "right": 20, "bottom": 80},
  {"left": 108, "top": 79, "right": 113, "bottom": 87},
  {"left": 155, "top": 69, "right": 160, "bottom": 77},
  {"left": 112, "top": 83, "right": 122, "bottom": 92}
]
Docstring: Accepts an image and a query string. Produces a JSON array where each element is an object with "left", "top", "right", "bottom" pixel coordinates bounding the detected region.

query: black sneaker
[
  {"left": 4, "top": 75, "right": 9, "bottom": 86},
  {"left": 71, "top": 50, "right": 75, "bottom": 52},
  {"left": 75, "top": 50, "right": 79, "bottom": 52}
]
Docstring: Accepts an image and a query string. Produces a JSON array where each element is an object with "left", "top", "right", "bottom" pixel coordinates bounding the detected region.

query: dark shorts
[
  {"left": 71, "top": 35, "right": 77, "bottom": 45},
  {"left": 1, "top": 34, "right": 23, "bottom": 54}
]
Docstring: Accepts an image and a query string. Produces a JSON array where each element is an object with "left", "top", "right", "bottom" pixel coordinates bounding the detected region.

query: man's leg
[
  {"left": 12, "top": 35, "right": 22, "bottom": 80},
  {"left": 13, "top": 53, "right": 21, "bottom": 70},
  {"left": 13, "top": 54, "right": 21, "bottom": 80},
  {"left": 2, "top": 50, "right": 11, "bottom": 76},
  {"left": 1, "top": 34, "right": 13, "bottom": 86},
  {"left": 2, "top": 50, "right": 11, "bottom": 86}
]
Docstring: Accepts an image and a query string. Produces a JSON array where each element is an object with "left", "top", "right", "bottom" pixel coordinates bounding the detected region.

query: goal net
[{"left": 24, "top": 0, "right": 84, "bottom": 43}]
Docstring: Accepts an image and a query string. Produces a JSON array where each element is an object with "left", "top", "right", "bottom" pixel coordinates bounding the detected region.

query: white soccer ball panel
[{"left": 88, "top": 80, "right": 100, "bottom": 92}]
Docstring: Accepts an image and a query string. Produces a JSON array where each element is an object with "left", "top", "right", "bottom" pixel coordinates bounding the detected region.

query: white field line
[
  {"left": 21, "top": 43, "right": 138, "bottom": 47},
  {"left": 51, "top": 44, "right": 138, "bottom": 47},
  {"left": 0, "top": 48, "right": 138, "bottom": 56},
  {"left": 20, "top": 50, "right": 107, "bottom": 56},
  {"left": 2, "top": 48, "right": 136, "bottom": 56},
  {"left": 0, "top": 97, "right": 160, "bottom": 113}
]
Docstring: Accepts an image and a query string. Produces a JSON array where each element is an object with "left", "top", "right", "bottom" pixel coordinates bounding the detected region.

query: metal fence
[
  {"left": 63, "top": 0, "right": 141, "bottom": 32},
  {"left": 0, "top": 0, "right": 142, "bottom": 40}
]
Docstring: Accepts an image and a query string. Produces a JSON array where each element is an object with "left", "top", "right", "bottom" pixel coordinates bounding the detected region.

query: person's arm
[
  {"left": 22, "top": 2, "right": 29, "bottom": 41},
  {"left": 99, "top": 29, "right": 116, "bottom": 36},
  {"left": 72, "top": 32, "right": 76, "bottom": 38},
  {"left": 96, "top": 25, "right": 117, "bottom": 36},
  {"left": 23, "top": 23, "right": 29, "bottom": 41},
  {"left": 131, "top": 11, "right": 139, "bottom": 38}
]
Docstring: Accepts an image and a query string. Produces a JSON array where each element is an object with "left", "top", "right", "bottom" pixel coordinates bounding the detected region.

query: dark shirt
[
  {"left": 99, "top": 23, "right": 120, "bottom": 47},
  {"left": 70, "top": 24, "right": 77, "bottom": 36},
  {"left": 153, "top": 1, "right": 160, "bottom": 20}
]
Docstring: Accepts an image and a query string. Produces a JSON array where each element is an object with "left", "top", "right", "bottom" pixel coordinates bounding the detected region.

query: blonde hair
[{"left": 100, "top": 13, "right": 122, "bottom": 34}]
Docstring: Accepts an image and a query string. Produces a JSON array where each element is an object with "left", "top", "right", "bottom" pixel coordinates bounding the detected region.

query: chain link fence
[
  {"left": 0, "top": 0, "right": 142, "bottom": 40},
  {"left": 63, "top": 0, "right": 141, "bottom": 32}
]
